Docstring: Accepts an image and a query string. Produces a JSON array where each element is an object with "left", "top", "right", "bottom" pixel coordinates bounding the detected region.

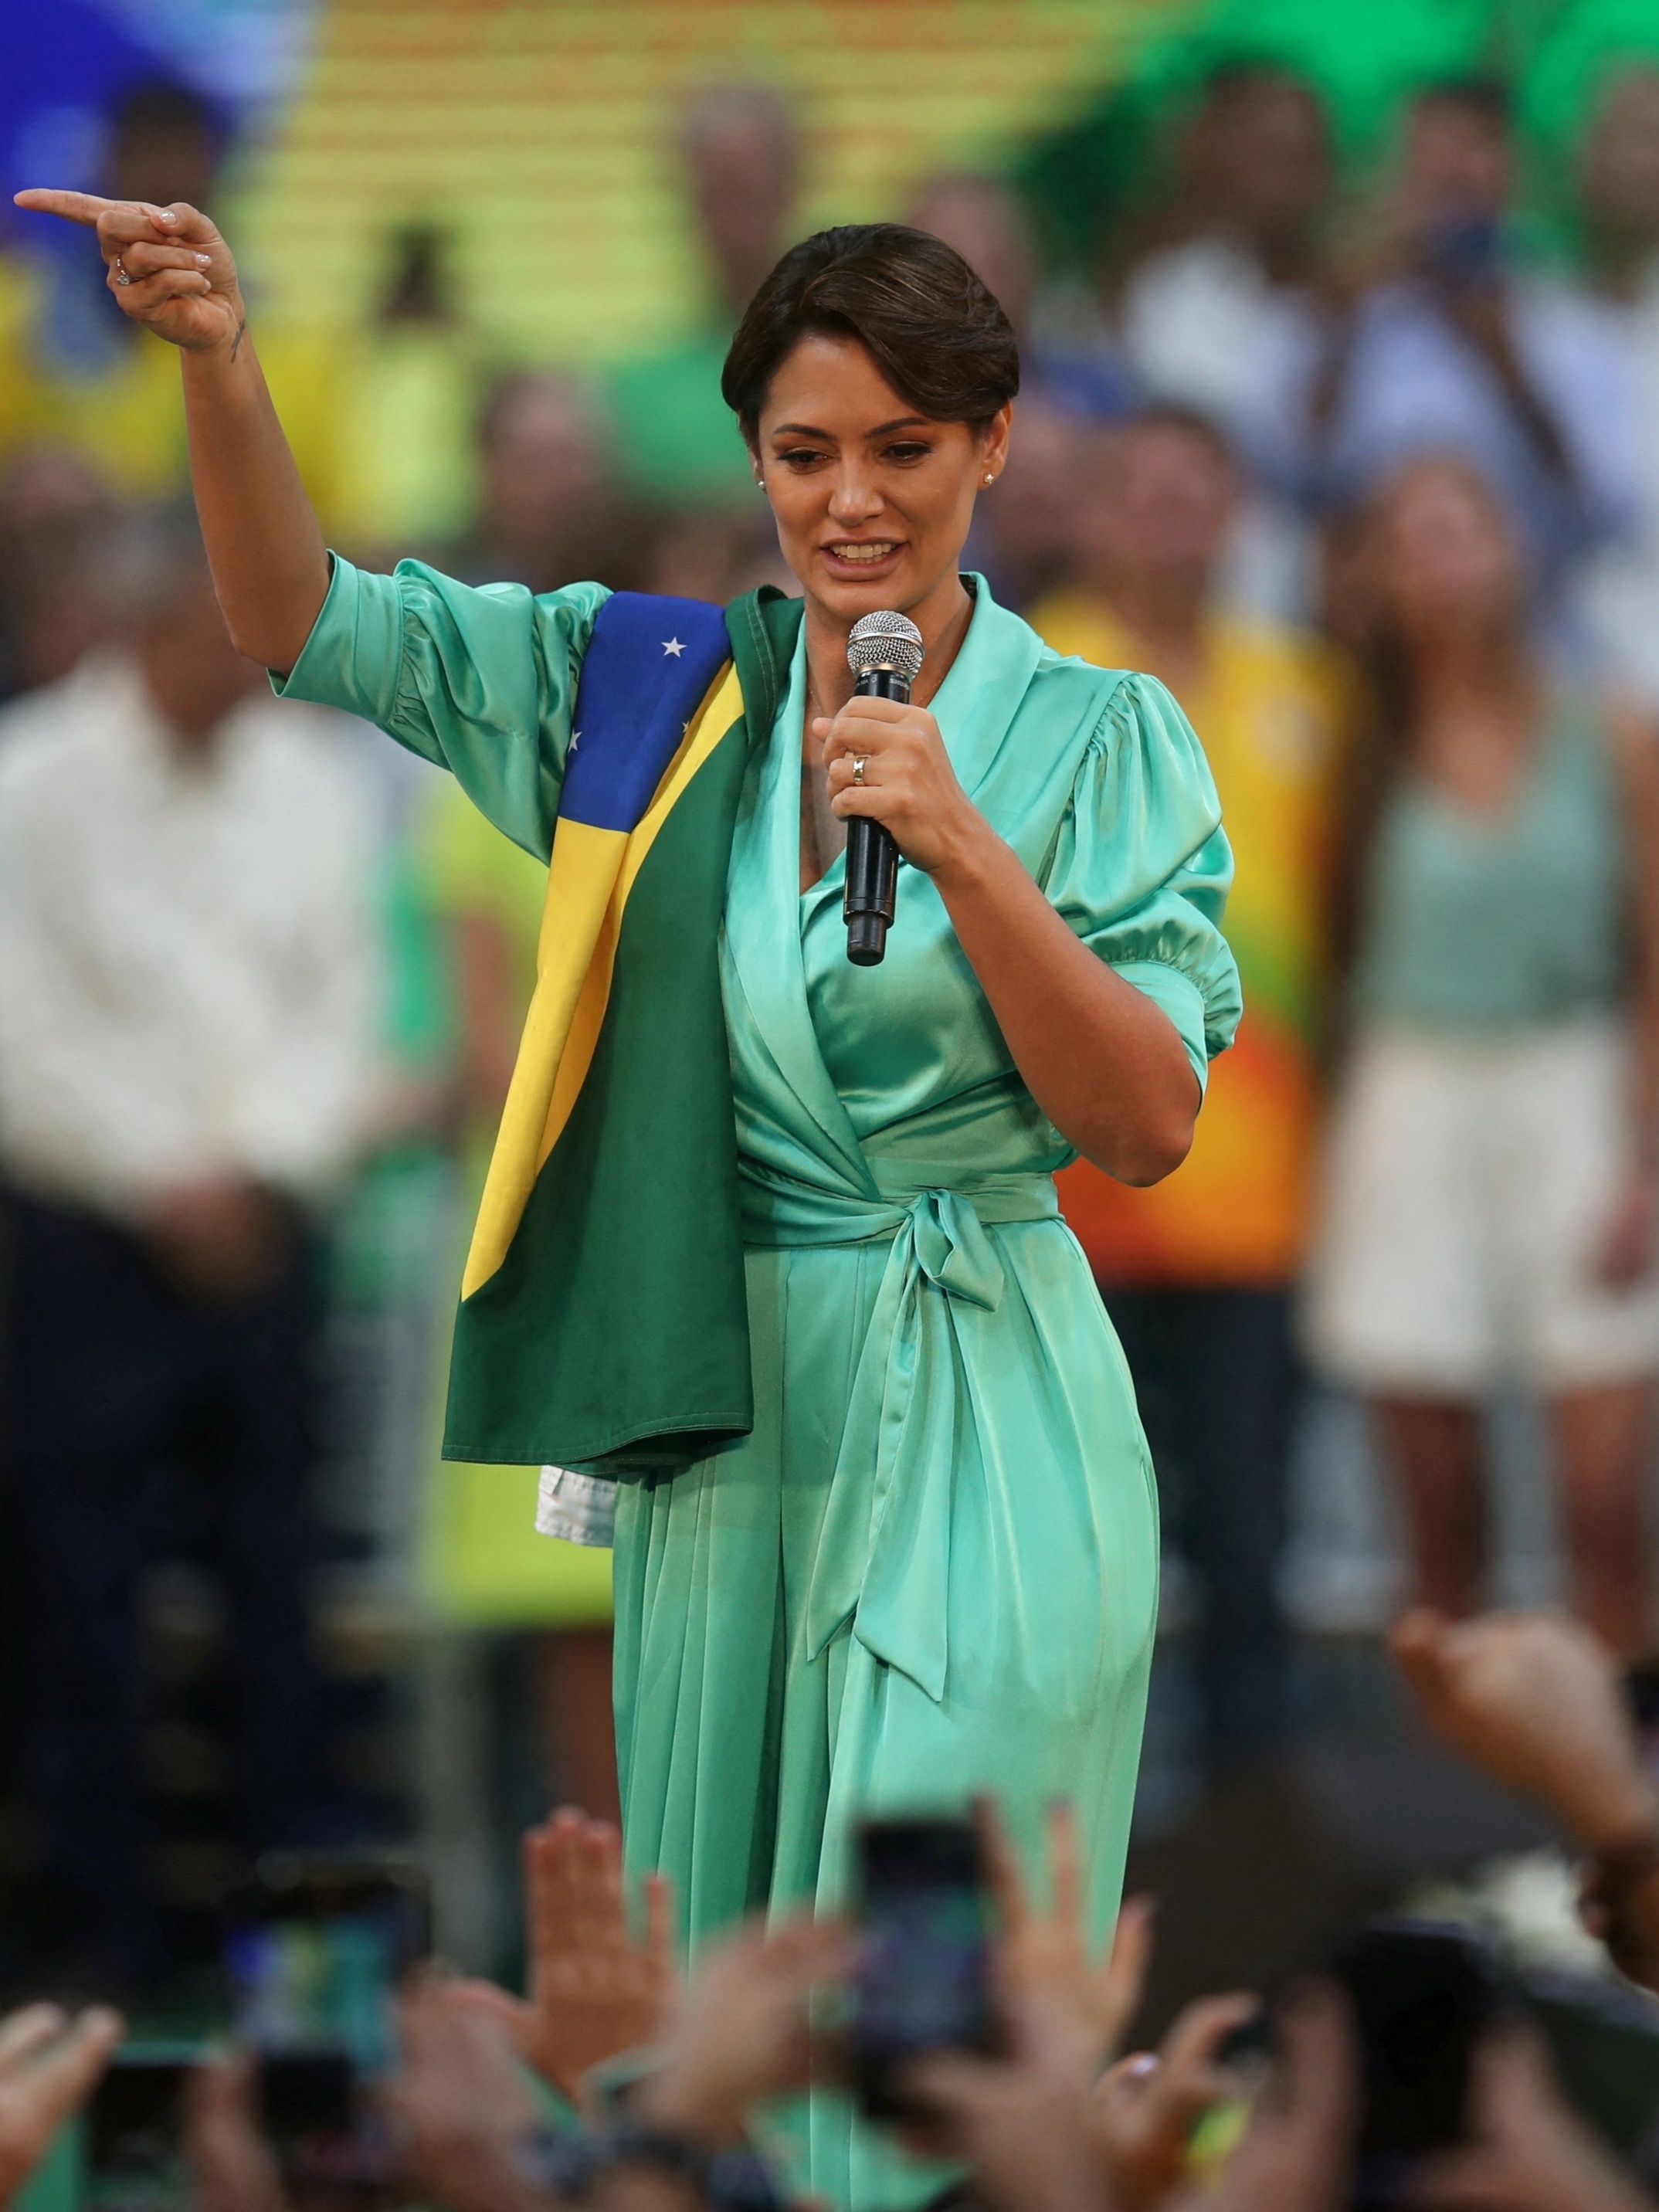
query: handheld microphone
[{"left": 843, "top": 610, "right": 925, "bottom": 966}]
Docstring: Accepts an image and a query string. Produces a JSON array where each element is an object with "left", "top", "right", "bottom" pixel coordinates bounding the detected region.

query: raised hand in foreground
[
  {"left": 1092, "top": 1991, "right": 1260, "bottom": 2212},
  {"left": 0, "top": 2003, "right": 123, "bottom": 2210},
  {"left": 1412, "top": 2023, "right": 1654, "bottom": 2212},
  {"left": 386, "top": 1978, "right": 548, "bottom": 2212},
  {"left": 633, "top": 1916, "right": 851, "bottom": 2149},
  {"left": 1186, "top": 1982, "right": 1355, "bottom": 2212},
  {"left": 901, "top": 1992, "right": 1114, "bottom": 2212},
  {"left": 187, "top": 1986, "right": 551, "bottom": 2212},
  {"left": 12, "top": 191, "right": 243, "bottom": 356},
  {"left": 981, "top": 1798, "right": 1156, "bottom": 2079},
  {"left": 1390, "top": 1608, "right": 1659, "bottom": 1987},
  {"left": 466, "top": 1809, "right": 678, "bottom": 2106},
  {"left": 1389, "top": 1609, "right": 1655, "bottom": 1856},
  {"left": 182, "top": 2057, "right": 289, "bottom": 2212}
]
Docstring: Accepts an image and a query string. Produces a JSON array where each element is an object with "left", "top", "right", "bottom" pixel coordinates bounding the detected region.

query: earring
[
  {"left": 983, "top": 473, "right": 995, "bottom": 486},
  {"left": 756, "top": 477, "right": 766, "bottom": 490}
]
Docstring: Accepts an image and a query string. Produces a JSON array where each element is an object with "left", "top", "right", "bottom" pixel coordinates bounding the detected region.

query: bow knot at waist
[
  {"left": 738, "top": 1165, "right": 1058, "bottom": 1309},
  {"left": 736, "top": 1165, "right": 1064, "bottom": 1702}
]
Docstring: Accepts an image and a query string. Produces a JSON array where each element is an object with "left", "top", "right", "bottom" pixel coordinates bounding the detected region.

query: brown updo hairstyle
[{"left": 721, "top": 223, "right": 1020, "bottom": 446}]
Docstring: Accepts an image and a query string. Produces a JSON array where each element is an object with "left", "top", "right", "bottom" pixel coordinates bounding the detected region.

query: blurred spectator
[
  {"left": 904, "top": 172, "right": 1132, "bottom": 609},
  {"left": 1117, "top": 66, "right": 1335, "bottom": 620},
  {"left": 1120, "top": 65, "right": 1332, "bottom": 391},
  {"left": 424, "top": 785, "right": 547, "bottom": 1140},
  {"left": 2, "top": 83, "right": 337, "bottom": 528},
  {"left": 1036, "top": 409, "right": 1349, "bottom": 1771},
  {"left": 642, "top": 509, "right": 796, "bottom": 605},
  {"left": 0, "top": 508, "right": 385, "bottom": 1990},
  {"left": 32, "top": 83, "right": 219, "bottom": 383},
  {"left": 604, "top": 84, "right": 802, "bottom": 511},
  {"left": 330, "top": 222, "right": 484, "bottom": 558},
  {"left": 444, "top": 371, "right": 644, "bottom": 596},
  {"left": 1572, "top": 63, "right": 1659, "bottom": 707},
  {"left": 419, "top": 772, "right": 619, "bottom": 1824},
  {"left": 904, "top": 171, "right": 1136, "bottom": 422},
  {"left": 0, "top": 446, "right": 115, "bottom": 706},
  {"left": 2, "top": 84, "right": 216, "bottom": 503},
  {"left": 965, "top": 401, "right": 1091, "bottom": 613},
  {"left": 1313, "top": 78, "right": 1637, "bottom": 630},
  {"left": 408, "top": 363, "right": 650, "bottom": 1833},
  {"left": 1304, "top": 456, "right": 1659, "bottom": 1658},
  {"left": 1579, "top": 59, "right": 1659, "bottom": 294}
]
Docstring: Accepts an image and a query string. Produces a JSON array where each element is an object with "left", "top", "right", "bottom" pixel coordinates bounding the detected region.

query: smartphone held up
[
  {"left": 224, "top": 1851, "right": 431, "bottom": 2189},
  {"left": 86, "top": 2049, "right": 195, "bottom": 2212},
  {"left": 850, "top": 1817, "right": 1000, "bottom": 2122}
]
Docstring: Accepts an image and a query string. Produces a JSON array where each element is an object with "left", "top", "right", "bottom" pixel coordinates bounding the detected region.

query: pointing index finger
[
  {"left": 13, "top": 188, "right": 124, "bottom": 226},
  {"left": 14, "top": 192, "right": 209, "bottom": 246}
]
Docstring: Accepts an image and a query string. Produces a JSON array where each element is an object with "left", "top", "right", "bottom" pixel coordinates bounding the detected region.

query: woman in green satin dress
[{"left": 19, "top": 190, "right": 1240, "bottom": 2194}]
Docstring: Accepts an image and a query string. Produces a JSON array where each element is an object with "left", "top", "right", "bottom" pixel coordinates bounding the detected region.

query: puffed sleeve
[
  {"left": 1042, "top": 670, "right": 1242, "bottom": 1092},
  {"left": 273, "top": 553, "right": 610, "bottom": 860}
]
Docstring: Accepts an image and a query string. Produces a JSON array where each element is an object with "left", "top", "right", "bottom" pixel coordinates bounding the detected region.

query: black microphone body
[
  {"left": 842, "top": 609, "right": 925, "bottom": 965},
  {"left": 843, "top": 663, "right": 908, "bottom": 967}
]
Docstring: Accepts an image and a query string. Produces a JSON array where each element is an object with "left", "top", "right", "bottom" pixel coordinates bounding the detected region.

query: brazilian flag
[{"left": 443, "top": 585, "right": 804, "bottom": 1474}]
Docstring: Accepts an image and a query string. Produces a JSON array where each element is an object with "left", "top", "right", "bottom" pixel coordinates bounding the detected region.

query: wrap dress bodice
[
  {"left": 718, "top": 595, "right": 1239, "bottom": 1708},
  {"left": 278, "top": 551, "right": 1241, "bottom": 1718}
]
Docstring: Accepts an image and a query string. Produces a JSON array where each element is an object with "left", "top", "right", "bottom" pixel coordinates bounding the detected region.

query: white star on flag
[
  {"left": 570, "top": 730, "right": 581, "bottom": 750},
  {"left": 662, "top": 637, "right": 685, "bottom": 657}
]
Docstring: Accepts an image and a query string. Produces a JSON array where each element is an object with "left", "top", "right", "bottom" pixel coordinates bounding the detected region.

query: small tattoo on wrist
[{"left": 229, "top": 317, "right": 247, "bottom": 362}]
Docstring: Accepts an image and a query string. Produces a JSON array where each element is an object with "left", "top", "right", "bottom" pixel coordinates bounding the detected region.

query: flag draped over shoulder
[{"left": 443, "top": 585, "right": 803, "bottom": 1474}]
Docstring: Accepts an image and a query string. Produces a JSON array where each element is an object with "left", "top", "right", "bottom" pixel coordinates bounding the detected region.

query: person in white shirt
[
  {"left": 1118, "top": 64, "right": 1334, "bottom": 622},
  {"left": 0, "top": 506, "right": 383, "bottom": 1990},
  {"left": 1311, "top": 79, "right": 1638, "bottom": 637},
  {"left": 1570, "top": 62, "right": 1659, "bottom": 707},
  {"left": 1121, "top": 71, "right": 1640, "bottom": 638}
]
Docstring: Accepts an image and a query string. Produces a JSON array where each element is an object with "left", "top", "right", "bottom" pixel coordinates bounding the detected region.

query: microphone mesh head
[{"left": 846, "top": 609, "right": 924, "bottom": 682}]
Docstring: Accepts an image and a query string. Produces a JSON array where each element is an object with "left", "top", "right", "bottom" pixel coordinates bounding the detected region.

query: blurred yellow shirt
[
  {"left": 1031, "top": 593, "right": 1349, "bottom": 1286},
  {"left": 0, "top": 246, "right": 358, "bottom": 532},
  {"left": 420, "top": 767, "right": 548, "bottom": 990},
  {"left": 327, "top": 324, "right": 482, "bottom": 553},
  {"left": 418, "top": 777, "right": 612, "bottom": 1625}
]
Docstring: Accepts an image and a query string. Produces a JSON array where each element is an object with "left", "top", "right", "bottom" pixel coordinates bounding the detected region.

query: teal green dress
[{"left": 280, "top": 558, "right": 1240, "bottom": 2205}]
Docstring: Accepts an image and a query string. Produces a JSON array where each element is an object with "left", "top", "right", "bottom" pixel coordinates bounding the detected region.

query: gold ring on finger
[
  {"left": 852, "top": 755, "right": 867, "bottom": 786},
  {"left": 114, "top": 256, "right": 132, "bottom": 286}
]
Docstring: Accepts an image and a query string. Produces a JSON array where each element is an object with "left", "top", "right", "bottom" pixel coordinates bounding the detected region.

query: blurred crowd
[
  {"left": 5, "top": 19, "right": 1659, "bottom": 2196},
  {"left": 4, "top": 1608, "right": 1659, "bottom": 2212}
]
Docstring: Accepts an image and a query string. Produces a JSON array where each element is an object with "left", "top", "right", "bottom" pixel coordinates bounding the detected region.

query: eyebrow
[{"left": 768, "top": 416, "right": 933, "bottom": 440}]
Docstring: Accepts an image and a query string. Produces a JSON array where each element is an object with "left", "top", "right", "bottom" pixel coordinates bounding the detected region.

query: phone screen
[
  {"left": 87, "top": 2052, "right": 196, "bottom": 2212},
  {"left": 225, "top": 1854, "right": 429, "bottom": 2184},
  {"left": 851, "top": 1818, "right": 996, "bottom": 2122}
]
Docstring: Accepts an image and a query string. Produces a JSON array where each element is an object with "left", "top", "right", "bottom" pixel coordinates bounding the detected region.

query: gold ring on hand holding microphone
[{"left": 851, "top": 756, "right": 867, "bottom": 786}]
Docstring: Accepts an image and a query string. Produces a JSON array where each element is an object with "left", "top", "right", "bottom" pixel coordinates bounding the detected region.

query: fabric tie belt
[{"left": 741, "top": 1165, "right": 1060, "bottom": 1703}]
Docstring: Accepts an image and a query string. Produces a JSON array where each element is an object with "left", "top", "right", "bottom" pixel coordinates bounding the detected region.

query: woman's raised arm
[{"left": 13, "top": 192, "right": 329, "bottom": 671}]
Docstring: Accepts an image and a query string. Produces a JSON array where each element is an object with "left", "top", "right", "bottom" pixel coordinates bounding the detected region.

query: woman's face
[
  {"left": 1371, "top": 459, "right": 1524, "bottom": 647},
  {"left": 752, "top": 333, "right": 1009, "bottom": 625}
]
